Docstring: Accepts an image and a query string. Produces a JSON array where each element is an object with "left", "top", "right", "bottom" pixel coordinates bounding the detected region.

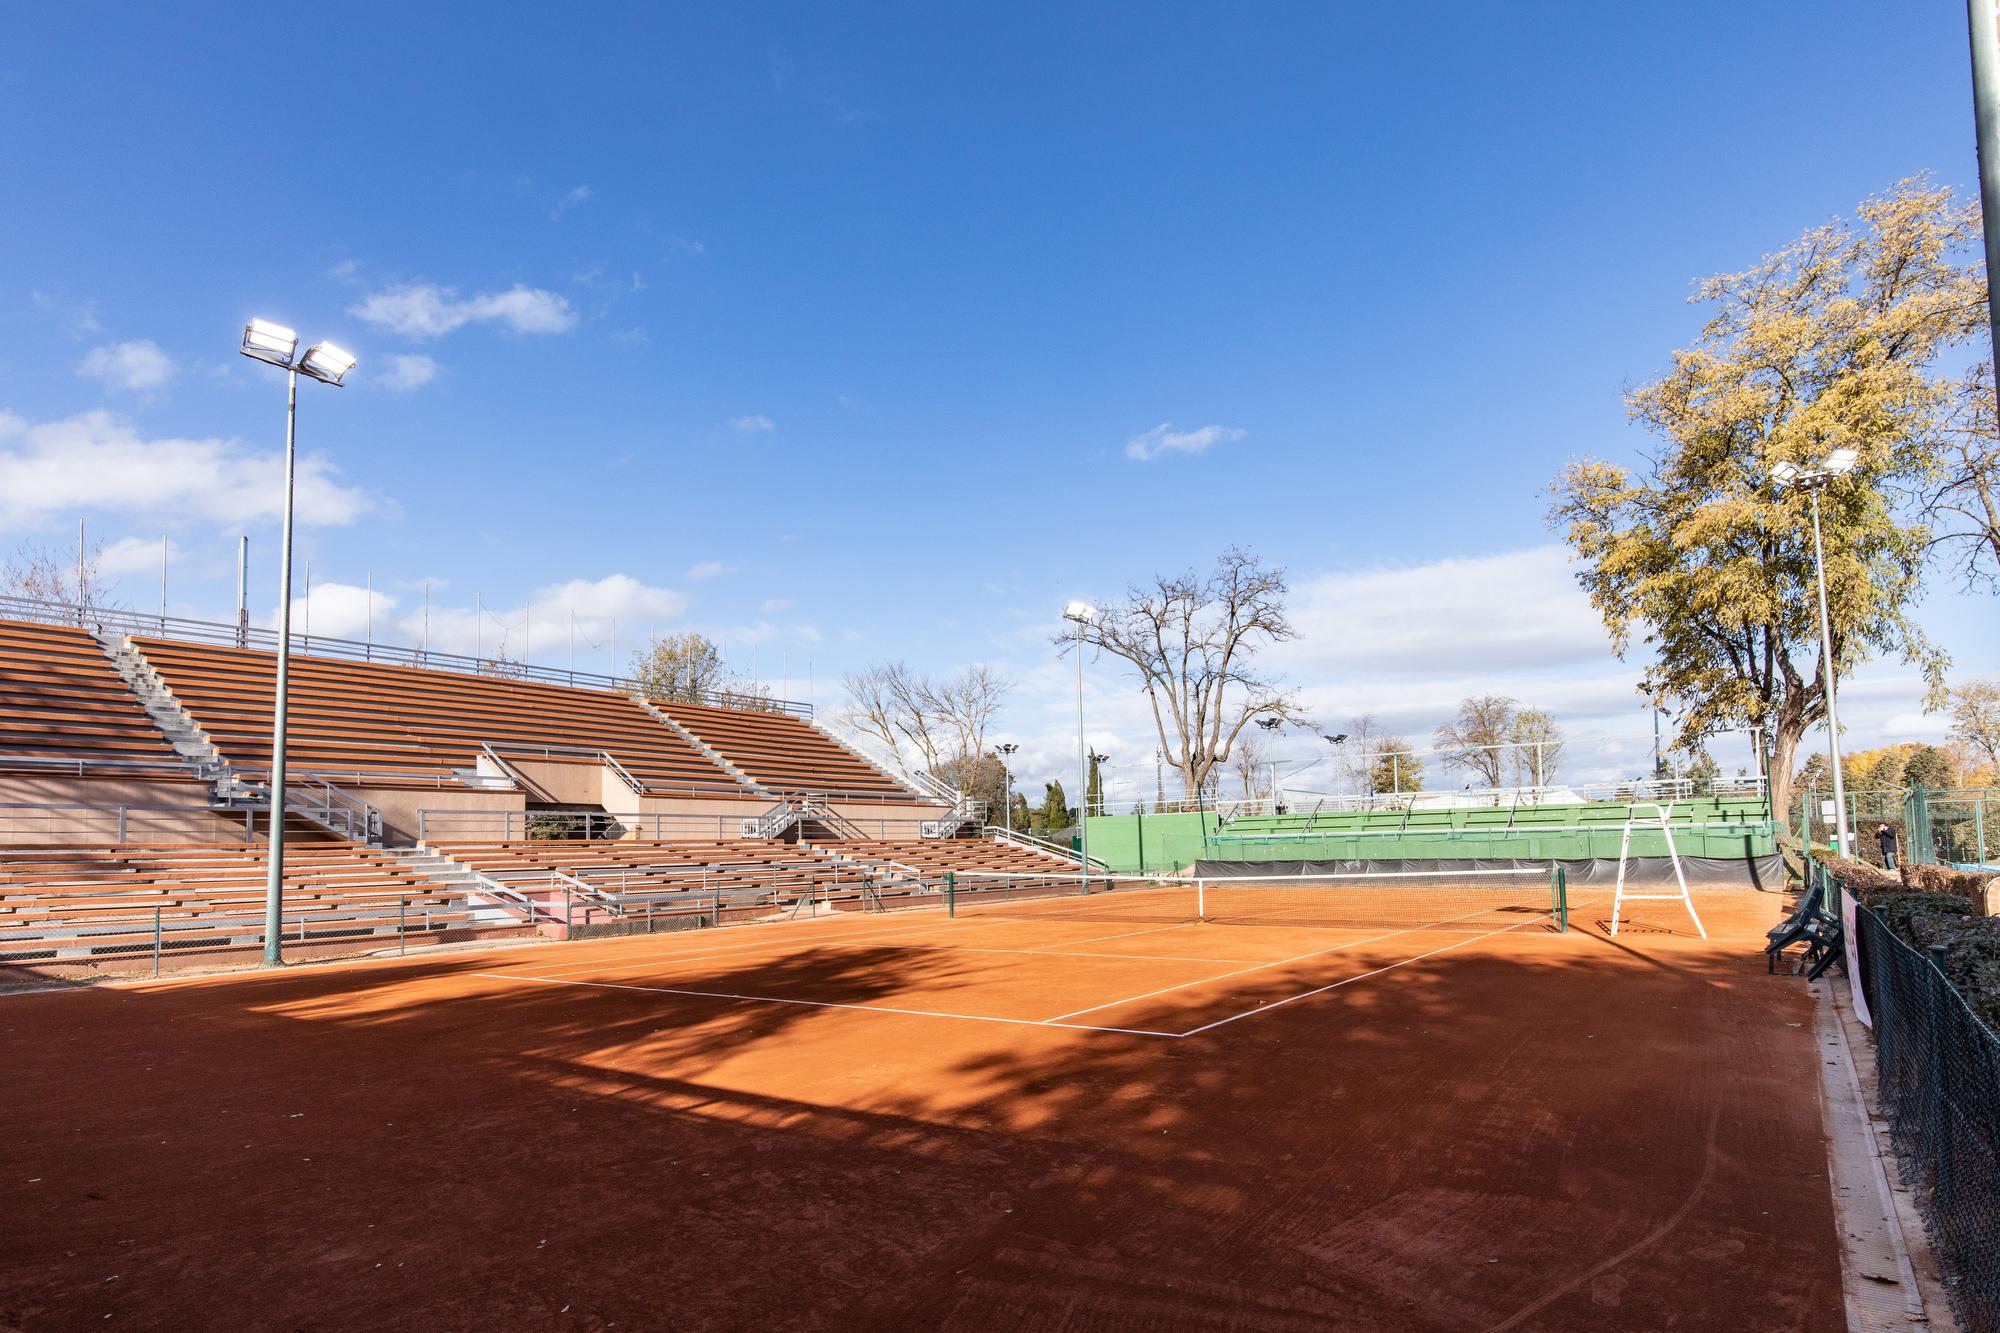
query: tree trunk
[{"left": 1768, "top": 716, "right": 1803, "bottom": 832}]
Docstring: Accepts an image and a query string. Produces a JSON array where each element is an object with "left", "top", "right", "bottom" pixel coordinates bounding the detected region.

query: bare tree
[
  {"left": 1508, "top": 707, "right": 1565, "bottom": 786},
  {"left": 1064, "top": 547, "right": 1301, "bottom": 801},
  {"left": 1434, "top": 695, "right": 1518, "bottom": 788},
  {"left": 1340, "top": 714, "right": 1387, "bottom": 794},
  {"left": 1947, "top": 678, "right": 2000, "bottom": 773},
  {"left": 840, "top": 661, "right": 1012, "bottom": 790},
  {"left": 3, "top": 537, "right": 120, "bottom": 620},
  {"left": 1232, "top": 733, "right": 1265, "bottom": 802},
  {"left": 1918, "top": 367, "right": 2000, "bottom": 593}
]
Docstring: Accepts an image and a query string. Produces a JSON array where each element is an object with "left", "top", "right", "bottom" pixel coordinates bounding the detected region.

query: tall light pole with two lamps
[
  {"left": 1770, "top": 447, "right": 1859, "bottom": 859},
  {"left": 240, "top": 319, "right": 356, "bottom": 966},
  {"left": 996, "top": 742, "right": 1019, "bottom": 834}
]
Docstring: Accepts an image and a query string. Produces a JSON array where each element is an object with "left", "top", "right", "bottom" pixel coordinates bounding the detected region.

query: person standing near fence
[{"left": 1877, "top": 823, "right": 1898, "bottom": 871}]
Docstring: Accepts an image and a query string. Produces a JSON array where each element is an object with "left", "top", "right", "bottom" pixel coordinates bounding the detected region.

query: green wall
[{"left": 1085, "top": 798, "right": 1775, "bottom": 872}]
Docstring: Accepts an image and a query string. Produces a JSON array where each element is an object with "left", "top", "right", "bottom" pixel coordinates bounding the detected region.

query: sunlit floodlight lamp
[
  {"left": 241, "top": 318, "right": 300, "bottom": 368},
  {"left": 298, "top": 341, "right": 357, "bottom": 387},
  {"left": 1769, "top": 460, "right": 1802, "bottom": 489},
  {"left": 1063, "top": 600, "right": 1098, "bottom": 624},
  {"left": 1824, "top": 447, "right": 1859, "bottom": 475}
]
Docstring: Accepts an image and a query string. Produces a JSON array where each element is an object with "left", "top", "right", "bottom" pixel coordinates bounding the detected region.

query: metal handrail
[
  {"left": 979, "top": 825, "right": 1113, "bottom": 871},
  {"left": 0, "top": 592, "right": 810, "bottom": 717}
]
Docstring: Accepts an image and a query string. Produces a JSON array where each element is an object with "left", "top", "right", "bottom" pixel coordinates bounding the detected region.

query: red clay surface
[{"left": 0, "top": 884, "right": 1843, "bottom": 1331}]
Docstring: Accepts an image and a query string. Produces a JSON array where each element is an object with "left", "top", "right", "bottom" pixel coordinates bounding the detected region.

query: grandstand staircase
[
  {"left": 635, "top": 699, "right": 768, "bottom": 797},
  {"left": 802, "top": 717, "right": 986, "bottom": 838},
  {"left": 95, "top": 631, "right": 386, "bottom": 846},
  {"left": 96, "top": 631, "right": 229, "bottom": 782},
  {"left": 742, "top": 795, "right": 866, "bottom": 841}
]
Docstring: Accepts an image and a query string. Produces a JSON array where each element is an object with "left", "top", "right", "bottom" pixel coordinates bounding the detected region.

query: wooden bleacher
[
  {"left": 131, "top": 637, "right": 746, "bottom": 794},
  {"left": 653, "top": 700, "right": 917, "bottom": 801},
  {"left": 0, "top": 841, "right": 477, "bottom": 967},
  {"left": 812, "top": 837, "right": 1082, "bottom": 880},
  {"left": 0, "top": 619, "right": 183, "bottom": 776}
]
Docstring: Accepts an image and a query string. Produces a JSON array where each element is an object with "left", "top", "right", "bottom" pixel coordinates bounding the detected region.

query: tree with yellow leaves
[{"left": 1549, "top": 179, "right": 1987, "bottom": 819}]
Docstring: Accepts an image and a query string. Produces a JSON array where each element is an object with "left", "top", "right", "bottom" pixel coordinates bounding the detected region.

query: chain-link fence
[
  {"left": 1850, "top": 886, "right": 2000, "bottom": 1332},
  {"left": 1906, "top": 787, "right": 2000, "bottom": 869}
]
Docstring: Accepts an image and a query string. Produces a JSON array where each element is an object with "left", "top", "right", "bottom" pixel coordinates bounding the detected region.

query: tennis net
[{"left": 943, "top": 865, "right": 1568, "bottom": 933}]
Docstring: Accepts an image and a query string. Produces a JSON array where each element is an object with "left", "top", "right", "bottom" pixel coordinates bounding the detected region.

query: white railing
[
  {"left": 0, "top": 592, "right": 810, "bottom": 717},
  {"left": 1109, "top": 775, "right": 1772, "bottom": 821},
  {"left": 415, "top": 807, "right": 934, "bottom": 843},
  {"left": 980, "top": 825, "right": 1111, "bottom": 871},
  {"left": 0, "top": 801, "right": 260, "bottom": 844}
]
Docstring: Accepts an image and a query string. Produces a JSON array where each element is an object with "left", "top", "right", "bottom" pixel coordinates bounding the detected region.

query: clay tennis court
[{"left": 1, "top": 878, "right": 1842, "bottom": 1330}]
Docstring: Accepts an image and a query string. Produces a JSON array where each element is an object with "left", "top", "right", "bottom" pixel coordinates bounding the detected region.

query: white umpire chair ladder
[{"left": 1610, "top": 801, "right": 1707, "bottom": 939}]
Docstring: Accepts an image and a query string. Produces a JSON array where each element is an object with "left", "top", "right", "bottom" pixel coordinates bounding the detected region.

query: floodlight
[
  {"left": 1769, "top": 460, "right": 1801, "bottom": 488},
  {"left": 1824, "top": 447, "right": 1859, "bottom": 475},
  {"left": 241, "top": 318, "right": 300, "bottom": 367},
  {"left": 1256, "top": 717, "right": 1282, "bottom": 731},
  {"left": 298, "top": 341, "right": 356, "bottom": 386},
  {"left": 1324, "top": 733, "right": 1348, "bottom": 745},
  {"left": 1063, "top": 600, "right": 1098, "bottom": 624}
]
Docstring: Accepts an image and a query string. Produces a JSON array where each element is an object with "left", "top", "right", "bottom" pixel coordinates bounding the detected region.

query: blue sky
[{"left": 2, "top": 3, "right": 1996, "bottom": 800}]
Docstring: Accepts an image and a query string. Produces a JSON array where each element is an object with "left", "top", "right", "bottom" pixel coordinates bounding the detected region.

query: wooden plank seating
[
  {"left": 654, "top": 700, "right": 916, "bottom": 801},
  {"left": 0, "top": 843, "right": 461, "bottom": 950},
  {"left": 813, "top": 838, "right": 1081, "bottom": 881},
  {"left": 0, "top": 619, "right": 183, "bottom": 775},
  {"left": 130, "top": 637, "right": 746, "bottom": 794},
  {"left": 430, "top": 839, "right": 847, "bottom": 901}
]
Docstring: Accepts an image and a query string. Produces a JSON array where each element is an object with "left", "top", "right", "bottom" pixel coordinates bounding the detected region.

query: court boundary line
[
  {"left": 487, "top": 909, "right": 1216, "bottom": 981},
  {"left": 1037, "top": 890, "right": 1559, "bottom": 1023},
  {"left": 469, "top": 971, "right": 1186, "bottom": 1038},
  {"left": 469, "top": 896, "right": 1588, "bottom": 1043}
]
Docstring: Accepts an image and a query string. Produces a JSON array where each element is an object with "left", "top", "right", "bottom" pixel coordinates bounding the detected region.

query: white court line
[
  {"left": 483, "top": 904, "right": 1211, "bottom": 980},
  {"left": 1038, "top": 894, "right": 1555, "bottom": 1024},
  {"left": 1176, "top": 914, "right": 1552, "bottom": 1036},
  {"left": 494, "top": 912, "right": 981, "bottom": 978},
  {"left": 470, "top": 971, "right": 1183, "bottom": 1038}
]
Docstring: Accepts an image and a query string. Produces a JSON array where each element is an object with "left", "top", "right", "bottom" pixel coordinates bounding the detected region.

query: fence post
[
  {"left": 398, "top": 897, "right": 407, "bottom": 956},
  {"left": 947, "top": 871, "right": 955, "bottom": 919},
  {"left": 153, "top": 905, "right": 162, "bottom": 976}
]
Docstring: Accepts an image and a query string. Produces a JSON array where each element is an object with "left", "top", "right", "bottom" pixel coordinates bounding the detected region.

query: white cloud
[
  {"left": 1279, "top": 547, "right": 1610, "bottom": 679},
  {"left": 760, "top": 597, "right": 794, "bottom": 613},
  {"left": 348, "top": 283, "right": 578, "bottom": 338},
  {"left": 31, "top": 289, "right": 101, "bottom": 336},
  {"left": 551, "top": 185, "right": 592, "bottom": 219},
  {"left": 285, "top": 581, "right": 398, "bottom": 642},
  {"left": 688, "top": 560, "right": 733, "bottom": 581},
  {"left": 730, "top": 414, "right": 775, "bottom": 433},
  {"left": 380, "top": 354, "right": 439, "bottom": 391},
  {"left": 1123, "top": 421, "right": 1244, "bottom": 462},
  {"left": 390, "top": 573, "right": 688, "bottom": 663},
  {"left": 0, "top": 410, "right": 372, "bottom": 528},
  {"left": 97, "top": 534, "right": 177, "bottom": 579},
  {"left": 78, "top": 340, "right": 174, "bottom": 392}
]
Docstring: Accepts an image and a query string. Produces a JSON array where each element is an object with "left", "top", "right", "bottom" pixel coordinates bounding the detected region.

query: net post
[
  {"left": 946, "top": 871, "right": 956, "bottom": 919},
  {"left": 1197, "top": 877, "right": 1205, "bottom": 921}
]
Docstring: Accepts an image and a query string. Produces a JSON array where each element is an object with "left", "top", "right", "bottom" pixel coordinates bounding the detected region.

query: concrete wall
[
  {"left": 373, "top": 786, "right": 527, "bottom": 845},
  {"left": 0, "top": 776, "right": 239, "bottom": 846}
]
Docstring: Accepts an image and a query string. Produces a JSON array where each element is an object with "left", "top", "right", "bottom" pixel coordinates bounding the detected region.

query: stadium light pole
[
  {"left": 1062, "top": 601, "right": 1098, "bottom": 880},
  {"left": 240, "top": 319, "right": 356, "bottom": 966},
  {"left": 1322, "top": 733, "right": 1349, "bottom": 797},
  {"left": 996, "top": 742, "right": 1019, "bottom": 833},
  {"left": 1771, "top": 449, "right": 1859, "bottom": 858},
  {"left": 1256, "top": 716, "right": 1283, "bottom": 809}
]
